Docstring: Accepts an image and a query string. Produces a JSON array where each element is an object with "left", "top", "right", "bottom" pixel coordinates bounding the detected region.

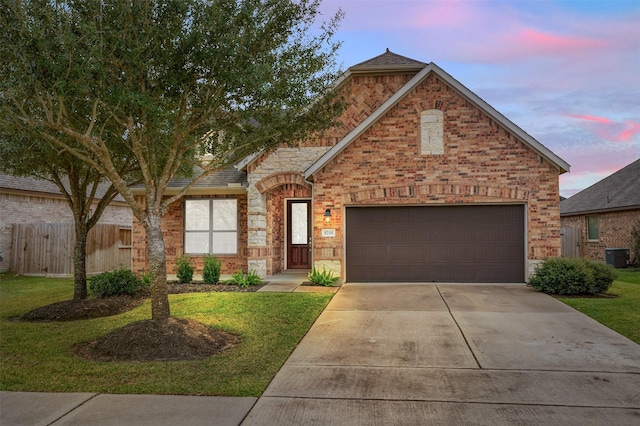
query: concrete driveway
[{"left": 243, "top": 284, "right": 640, "bottom": 425}]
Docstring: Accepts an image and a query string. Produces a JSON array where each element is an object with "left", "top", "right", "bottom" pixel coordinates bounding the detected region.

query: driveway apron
[{"left": 243, "top": 283, "right": 640, "bottom": 425}]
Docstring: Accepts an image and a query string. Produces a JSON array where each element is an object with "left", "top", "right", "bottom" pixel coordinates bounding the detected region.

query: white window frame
[{"left": 184, "top": 198, "right": 238, "bottom": 255}]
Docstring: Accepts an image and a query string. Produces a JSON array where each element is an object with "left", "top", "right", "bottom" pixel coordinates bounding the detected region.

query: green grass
[
  {"left": 0, "top": 274, "right": 332, "bottom": 396},
  {"left": 559, "top": 269, "right": 640, "bottom": 344}
]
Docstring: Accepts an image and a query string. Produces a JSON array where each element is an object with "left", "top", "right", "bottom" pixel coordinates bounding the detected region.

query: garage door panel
[{"left": 346, "top": 205, "right": 524, "bottom": 283}]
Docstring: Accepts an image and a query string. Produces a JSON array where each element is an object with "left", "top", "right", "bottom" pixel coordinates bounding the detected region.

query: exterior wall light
[{"left": 324, "top": 208, "right": 332, "bottom": 223}]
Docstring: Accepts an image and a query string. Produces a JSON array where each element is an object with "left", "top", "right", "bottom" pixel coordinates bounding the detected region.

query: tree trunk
[
  {"left": 145, "top": 214, "right": 171, "bottom": 320},
  {"left": 73, "top": 221, "right": 89, "bottom": 300}
]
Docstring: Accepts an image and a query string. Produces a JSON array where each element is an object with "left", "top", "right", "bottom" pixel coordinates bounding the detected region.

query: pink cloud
[
  {"left": 515, "top": 28, "right": 608, "bottom": 55},
  {"left": 565, "top": 114, "right": 612, "bottom": 124},
  {"left": 619, "top": 121, "right": 640, "bottom": 141},
  {"left": 565, "top": 114, "right": 640, "bottom": 142}
]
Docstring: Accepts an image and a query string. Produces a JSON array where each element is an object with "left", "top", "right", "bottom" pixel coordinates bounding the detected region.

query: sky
[{"left": 317, "top": 0, "right": 640, "bottom": 198}]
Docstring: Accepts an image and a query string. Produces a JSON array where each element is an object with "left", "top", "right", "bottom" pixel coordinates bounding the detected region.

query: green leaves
[{"left": 308, "top": 266, "right": 339, "bottom": 286}]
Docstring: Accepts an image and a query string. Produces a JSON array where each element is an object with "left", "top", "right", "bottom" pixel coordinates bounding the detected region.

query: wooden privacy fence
[
  {"left": 10, "top": 223, "right": 131, "bottom": 276},
  {"left": 561, "top": 227, "right": 581, "bottom": 258}
]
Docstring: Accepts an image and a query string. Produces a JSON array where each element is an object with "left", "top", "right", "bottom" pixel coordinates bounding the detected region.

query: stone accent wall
[
  {"left": 246, "top": 148, "right": 326, "bottom": 277},
  {"left": 131, "top": 194, "right": 248, "bottom": 276},
  {"left": 265, "top": 185, "right": 312, "bottom": 275},
  {"left": 561, "top": 210, "right": 640, "bottom": 264},
  {"left": 311, "top": 73, "right": 562, "bottom": 281},
  {"left": 0, "top": 192, "right": 131, "bottom": 273}
]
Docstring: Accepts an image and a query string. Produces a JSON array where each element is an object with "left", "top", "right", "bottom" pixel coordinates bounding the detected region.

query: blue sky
[{"left": 318, "top": 0, "right": 640, "bottom": 197}]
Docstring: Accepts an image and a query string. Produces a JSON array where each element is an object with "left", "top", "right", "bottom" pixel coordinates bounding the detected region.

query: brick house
[
  {"left": 0, "top": 174, "right": 132, "bottom": 273},
  {"left": 561, "top": 159, "right": 640, "bottom": 264},
  {"left": 131, "top": 50, "right": 569, "bottom": 283}
]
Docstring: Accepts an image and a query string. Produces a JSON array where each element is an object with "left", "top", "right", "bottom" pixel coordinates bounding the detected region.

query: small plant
[
  {"left": 529, "top": 257, "right": 616, "bottom": 295},
  {"left": 308, "top": 266, "right": 340, "bottom": 286},
  {"left": 175, "top": 255, "right": 194, "bottom": 283},
  {"left": 140, "top": 272, "right": 151, "bottom": 287},
  {"left": 227, "top": 270, "right": 263, "bottom": 288},
  {"left": 89, "top": 267, "right": 145, "bottom": 298},
  {"left": 202, "top": 255, "right": 222, "bottom": 284}
]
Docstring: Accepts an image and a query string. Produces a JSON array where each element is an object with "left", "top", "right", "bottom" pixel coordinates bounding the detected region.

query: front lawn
[
  {"left": 559, "top": 269, "right": 640, "bottom": 344},
  {"left": 0, "top": 274, "right": 331, "bottom": 396}
]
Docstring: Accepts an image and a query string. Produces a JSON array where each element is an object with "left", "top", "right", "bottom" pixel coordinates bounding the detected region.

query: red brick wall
[
  {"left": 311, "top": 73, "right": 562, "bottom": 277},
  {"left": 561, "top": 210, "right": 640, "bottom": 263},
  {"left": 132, "top": 194, "right": 248, "bottom": 276}
]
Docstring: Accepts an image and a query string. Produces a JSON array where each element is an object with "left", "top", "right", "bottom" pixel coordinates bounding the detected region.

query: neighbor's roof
[
  {"left": 560, "top": 159, "right": 640, "bottom": 216},
  {"left": 304, "top": 50, "right": 570, "bottom": 179},
  {"left": 0, "top": 173, "right": 126, "bottom": 202}
]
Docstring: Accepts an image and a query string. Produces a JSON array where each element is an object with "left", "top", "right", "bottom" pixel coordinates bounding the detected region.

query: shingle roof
[
  {"left": 131, "top": 165, "right": 247, "bottom": 194},
  {"left": 0, "top": 173, "right": 125, "bottom": 201},
  {"left": 350, "top": 49, "right": 427, "bottom": 73},
  {"left": 166, "top": 165, "right": 247, "bottom": 188},
  {"left": 0, "top": 174, "right": 63, "bottom": 195},
  {"left": 560, "top": 159, "right": 640, "bottom": 216}
]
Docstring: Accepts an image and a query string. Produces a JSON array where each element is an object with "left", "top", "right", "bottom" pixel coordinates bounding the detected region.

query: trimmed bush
[
  {"left": 529, "top": 257, "right": 616, "bottom": 295},
  {"left": 175, "top": 256, "right": 194, "bottom": 283},
  {"left": 89, "top": 268, "right": 145, "bottom": 298},
  {"left": 202, "top": 255, "right": 222, "bottom": 284},
  {"left": 587, "top": 261, "right": 617, "bottom": 294}
]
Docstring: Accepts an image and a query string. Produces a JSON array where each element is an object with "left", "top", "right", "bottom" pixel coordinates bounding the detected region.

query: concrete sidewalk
[
  {"left": 243, "top": 284, "right": 640, "bottom": 425},
  {"left": 2, "top": 283, "right": 639, "bottom": 425}
]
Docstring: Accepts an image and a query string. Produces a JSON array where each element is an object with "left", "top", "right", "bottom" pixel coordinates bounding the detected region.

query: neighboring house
[
  {"left": 0, "top": 174, "right": 132, "bottom": 273},
  {"left": 131, "top": 50, "right": 569, "bottom": 283},
  {"left": 560, "top": 159, "right": 640, "bottom": 264}
]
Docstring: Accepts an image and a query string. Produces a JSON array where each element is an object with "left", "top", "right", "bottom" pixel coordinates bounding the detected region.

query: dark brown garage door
[{"left": 345, "top": 205, "right": 524, "bottom": 283}]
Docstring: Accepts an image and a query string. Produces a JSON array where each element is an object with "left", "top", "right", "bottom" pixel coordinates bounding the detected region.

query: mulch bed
[
  {"left": 168, "top": 282, "right": 264, "bottom": 293},
  {"left": 73, "top": 317, "right": 240, "bottom": 362},
  {"left": 15, "top": 283, "right": 259, "bottom": 362},
  {"left": 16, "top": 295, "right": 146, "bottom": 322}
]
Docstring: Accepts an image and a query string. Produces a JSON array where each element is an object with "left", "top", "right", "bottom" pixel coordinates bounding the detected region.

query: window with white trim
[{"left": 185, "top": 199, "right": 238, "bottom": 254}]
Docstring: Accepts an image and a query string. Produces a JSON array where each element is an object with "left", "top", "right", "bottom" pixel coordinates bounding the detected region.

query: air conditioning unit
[{"left": 605, "top": 248, "right": 629, "bottom": 268}]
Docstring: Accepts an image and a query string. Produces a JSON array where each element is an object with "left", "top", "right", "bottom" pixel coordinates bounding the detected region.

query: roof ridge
[{"left": 350, "top": 49, "right": 427, "bottom": 73}]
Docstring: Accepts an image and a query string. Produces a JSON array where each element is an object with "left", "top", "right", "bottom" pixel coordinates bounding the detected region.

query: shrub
[
  {"left": 587, "top": 261, "right": 617, "bottom": 294},
  {"left": 202, "top": 255, "right": 222, "bottom": 284},
  {"left": 529, "top": 257, "right": 616, "bottom": 295},
  {"left": 175, "top": 256, "right": 194, "bottom": 283},
  {"left": 632, "top": 220, "right": 640, "bottom": 266},
  {"left": 89, "top": 268, "right": 145, "bottom": 298},
  {"left": 308, "top": 266, "right": 340, "bottom": 286},
  {"left": 227, "top": 270, "right": 263, "bottom": 288}
]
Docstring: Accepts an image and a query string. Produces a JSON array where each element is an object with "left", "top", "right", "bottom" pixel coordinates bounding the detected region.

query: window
[
  {"left": 185, "top": 199, "right": 237, "bottom": 254},
  {"left": 587, "top": 215, "right": 599, "bottom": 240}
]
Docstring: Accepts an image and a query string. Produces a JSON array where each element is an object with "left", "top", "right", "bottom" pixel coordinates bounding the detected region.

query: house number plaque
[{"left": 321, "top": 229, "right": 336, "bottom": 237}]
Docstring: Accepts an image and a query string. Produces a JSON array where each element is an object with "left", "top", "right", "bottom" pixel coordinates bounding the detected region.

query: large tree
[
  {"left": 1, "top": 0, "right": 343, "bottom": 320},
  {"left": 0, "top": 135, "right": 137, "bottom": 300}
]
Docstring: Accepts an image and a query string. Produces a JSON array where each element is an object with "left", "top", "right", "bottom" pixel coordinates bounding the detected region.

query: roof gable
[
  {"left": 350, "top": 48, "right": 427, "bottom": 74},
  {"left": 304, "top": 61, "right": 570, "bottom": 179},
  {"left": 560, "top": 159, "right": 640, "bottom": 216}
]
